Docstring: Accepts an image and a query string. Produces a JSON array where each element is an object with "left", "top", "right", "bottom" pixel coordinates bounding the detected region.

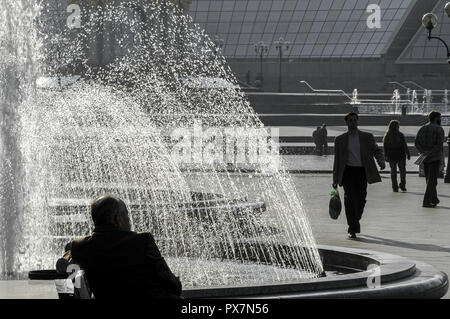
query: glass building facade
[
  {"left": 188, "top": 0, "right": 415, "bottom": 58},
  {"left": 397, "top": 0, "right": 450, "bottom": 63}
]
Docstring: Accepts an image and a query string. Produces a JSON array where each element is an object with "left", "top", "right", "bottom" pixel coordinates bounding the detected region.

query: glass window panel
[
  {"left": 301, "top": 44, "right": 314, "bottom": 55},
  {"left": 317, "top": 33, "right": 330, "bottom": 44},
  {"left": 234, "top": 1, "right": 247, "bottom": 11},
  {"left": 253, "top": 22, "right": 266, "bottom": 33},
  {"left": 276, "top": 23, "right": 290, "bottom": 33},
  {"left": 401, "top": 0, "right": 412, "bottom": 8},
  {"left": 379, "top": 0, "right": 391, "bottom": 9},
  {"left": 262, "top": 33, "right": 274, "bottom": 42},
  {"left": 290, "top": 44, "right": 303, "bottom": 56},
  {"left": 315, "top": 11, "right": 328, "bottom": 21},
  {"left": 195, "top": 12, "right": 208, "bottom": 22},
  {"left": 224, "top": 45, "right": 236, "bottom": 56},
  {"left": 220, "top": 12, "right": 232, "bottom": 22},
  {"left": 383, "top": 9, "right": 397, "bottom": 20},
  {"left": 235, "top": 45, "right": 248, "bottom": 56},
  {"left": 292, "top": 11, "right": 306, "bottom": 21},
  {"left": 264, "top": 23, "right": 277, "bottom": 33},
  {"left": 218, "top": 23, "right": 230, "bottom": 33},
  {"left": 280, "top": 11, "right": 293, "bottom": 22},
  {"left": 333, "top": 21, "right": 346, "bottom": 32},
  {"left": 307, "top": 0, "right": 321, "bottom": 10},
  {"left": 333, "top": 44, "right": 346, "bottom": 55},
  {"left": 196, "top": 1, "right": 210, "bottom": 11},
  {"left": 295, "top": 1, "right": 309, "bottom": 10},
  {"left": 260, "top": 1, "right": 273, "bottom": 11},
  {"left": 354, "top": 22, "right": 368, "bottom": 32},
  {"left": 250, "top": 33, "right": 262, "bottom": 43},
  {"left": 349, "top": 33, "right": 363, "bottom": 44},
  {"left": 288, "top": 22, "right": 301, "bottom": 33},
  {"left": 303, "top": 11, "right": 317, "bottom": 21},
  {"left": 352, "top": 44, "right": 367, "bottom": 56},
  {"left": 227, "top": 34, "right": 239, "bottom": 43},
  {"left": 221, "top": 0, "right": 235, "bottom": 11},
  {"left": 388, "top": 0, "right": 403, "bottom": 8},
  {"left": 205, "top": 23, "right": 218, "bottom": 33},
  {"left": 319, "top": 0, "right": 333, "bottom": 10},
  {"left": 238, "top": 33, "right": 250, "bottom": 45},
  {"left": 424, "top": 48, "right": 437, "bottom": 59},
  {"left": 295, "top": 33, "right": 308, "bottom": 43},
  {"left": 284, "top": 0, "right": 298, "bottom": 11},
  {"left": 370, "top": 32, "right": 384, "bottom": 43},
  {"left": 355, "top": 0, "right": 370, "bottom": 10},
  {"left": 343, "top": 44, "right": 357, "bottom": 55},
  {"left": 299, "top": 22, "right": 313, "bottom": 33},
  {"left": 338, "top": 10, "right": 352, "bottom": 21},
  {"left": 328, "top": 33, "right": 341, "bottom": 43},
  {"left": 411, "top": 46, "right": 425, "bottom": 59},
  {"left": 310, "top": 21, "right": 324, "bottom": 32},
  {"left": 229, "top": 23, "right": 242, "bottom": 33},
  {"left": 306, "top": 33, "right": 319, "bottom": 44},
  {"left": 247, "top": 1, "right": 260, "bottom": 10},
  {"left": 268, "top": 11, "right": 282, "bottom": 22},
  {"left": 256, "top": 11, "right": 270, "bottom": 22},
  {"left": 209, "top": 1, "right": 222, "bottom": 11},
  {"left": 312, "top": 44, "right": 325, "bottom": 56},
  {"left": 364, "top": 43, "right": 378, "bottom": 55},
  {"left": 207, "top": 12, "right": 220, "bottom": 21},
  {"left": 331, "top": 0, "right": 346, "bottom": 10},
  {"left": 360, "top": 32, "right": 374, "bottom": 43},
  {"left": 344, "top": 22, "right": 358, "bottom": 32},
  {"left": 242, "top": 23, "right": 254, "bottom": 32},
  {"left": 322, "top": 21, "right": 335, "bottom": 33},
  {"left": 231, "top": 12, "right": 245, "bottom": 22},
  {"left": 322, "top": 44, "right": 336, "bottom": 56},
  {"left": 244, "top": 12, "right": 257, "bottom": 22},
  {"left": 327, "top": 11, "right": 340, "bottom": 20},
  {"left": 395, "top": 8, "right": 406, "bottom": 19},
  {"left": 375, "top": 42, "right": 386, "bottom": 53},
  {"left": 339, "top": 33, "right": 352, "bottom": 43},
  {"left": 271, "top": 0, "right": 285, "bottom": 10},
  {"left": 343, "top": 0, "right": 358, "bottom": 9},
  {"left": 350, "top": 9, "right": 365, "bottom": 21}
]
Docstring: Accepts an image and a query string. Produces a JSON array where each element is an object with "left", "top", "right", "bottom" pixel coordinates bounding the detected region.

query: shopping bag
[{"left": 329, "top": 188, "right": 341, "bottom": 220}]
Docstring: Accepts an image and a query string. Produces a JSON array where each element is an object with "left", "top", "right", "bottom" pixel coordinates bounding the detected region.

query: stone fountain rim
[{"left": 182, "top": 244, "right": 448, "bottom": 299}]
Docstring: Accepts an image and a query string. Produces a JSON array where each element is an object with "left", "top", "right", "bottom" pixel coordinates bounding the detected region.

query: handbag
[{"left": 329, "top": 188, "right": 342, "bottom": 220}]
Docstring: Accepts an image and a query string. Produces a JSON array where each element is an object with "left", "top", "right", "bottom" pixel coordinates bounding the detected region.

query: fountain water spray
[{"left": 1, "top": 0, "right": 324, "bottom": 287}]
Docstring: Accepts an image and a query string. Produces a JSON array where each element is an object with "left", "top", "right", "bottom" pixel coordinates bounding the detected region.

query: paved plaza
[{"left": 291, "top": 172, "right": 450, "bottom": 299}]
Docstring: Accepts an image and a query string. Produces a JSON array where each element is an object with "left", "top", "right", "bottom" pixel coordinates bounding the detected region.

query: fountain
[{"left": 1, "top": 0, "right": 448, "bottom": 298}]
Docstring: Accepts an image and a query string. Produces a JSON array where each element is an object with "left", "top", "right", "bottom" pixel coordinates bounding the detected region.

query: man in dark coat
[
  {"left": 318, "top": 124, "right": 328, "bottom": 156},
  {"left": 58, "top": 195, "right": 182, "bottom": 299},
  {"left": 332, "top": 112, "right": 385, "bottom": 239},
  {"left": 312, "top": 126, "right": 321, "bottom": 155},
  {"left": 415, "top": 111, "right": 445, "bottom": 208}
]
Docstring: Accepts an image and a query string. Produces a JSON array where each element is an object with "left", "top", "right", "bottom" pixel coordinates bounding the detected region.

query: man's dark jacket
[
  {"left": 66, "top": 227, "right": 182, "bottom": 299},
  {"left": 333, "top": 130, "right": 385, "bottom": 186}
]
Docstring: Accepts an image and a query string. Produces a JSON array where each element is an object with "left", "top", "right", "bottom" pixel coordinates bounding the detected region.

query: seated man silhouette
[{"left": 58, "top": 195, "right": 182, "bottom": 299}]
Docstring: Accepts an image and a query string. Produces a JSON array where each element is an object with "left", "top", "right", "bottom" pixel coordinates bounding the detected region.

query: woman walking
[{"left": 383, "top": 120, "right": 410, "bottom": 192}]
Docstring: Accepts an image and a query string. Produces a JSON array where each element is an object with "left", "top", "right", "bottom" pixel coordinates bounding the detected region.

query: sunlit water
[{"left": 0, "top": 0, "right": 323, "bottom": 287}]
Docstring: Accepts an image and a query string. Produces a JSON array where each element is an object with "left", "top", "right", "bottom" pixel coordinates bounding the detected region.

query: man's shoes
[
  {"left": 400, "top": 187, "right": 407, "bottom": 192},
  {"left": 435, "top": 199, "right": 440, "bottom": 205},
  {"left": 348, "top": 233, "right": 357, "bottom": 239},
  {"left": 393, "top": 188, "right": 398, "bottom": 192},
  {"left": 423, "top": 203, "right": 437, "bottom": 208}
]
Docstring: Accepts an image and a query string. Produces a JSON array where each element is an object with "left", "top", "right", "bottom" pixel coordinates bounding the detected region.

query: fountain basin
[{"left": 182, "top": 245, "right": 448, "bottom": 299}]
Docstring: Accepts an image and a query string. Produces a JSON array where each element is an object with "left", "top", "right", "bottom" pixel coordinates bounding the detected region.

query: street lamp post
[
  {"left": 421, "top": 3, "right": 450, "bottom": 182},
  {"left": 254, "top": 41, "right": 268, "bottom": 88},
  {"left": 274, "top": 37, "right": 290, "bottom": 93}
]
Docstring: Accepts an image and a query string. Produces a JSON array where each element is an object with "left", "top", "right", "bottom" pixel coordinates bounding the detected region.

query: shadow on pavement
[{"left": 356, "top": 234, "right": 450, "bottom": 253}]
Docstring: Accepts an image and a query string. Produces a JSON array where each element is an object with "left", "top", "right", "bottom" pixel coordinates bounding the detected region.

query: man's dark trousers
[
  {"left": 342, "top": 166, "right": 367, "bottom": 234},
  {"left": 423, "top": 160, "right": 440, "bottom": 205}
]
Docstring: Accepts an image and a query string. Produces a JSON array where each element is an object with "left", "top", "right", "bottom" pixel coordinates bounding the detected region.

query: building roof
[{"left": 188, "top": 0, "right": 416, "bottom": 58}]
